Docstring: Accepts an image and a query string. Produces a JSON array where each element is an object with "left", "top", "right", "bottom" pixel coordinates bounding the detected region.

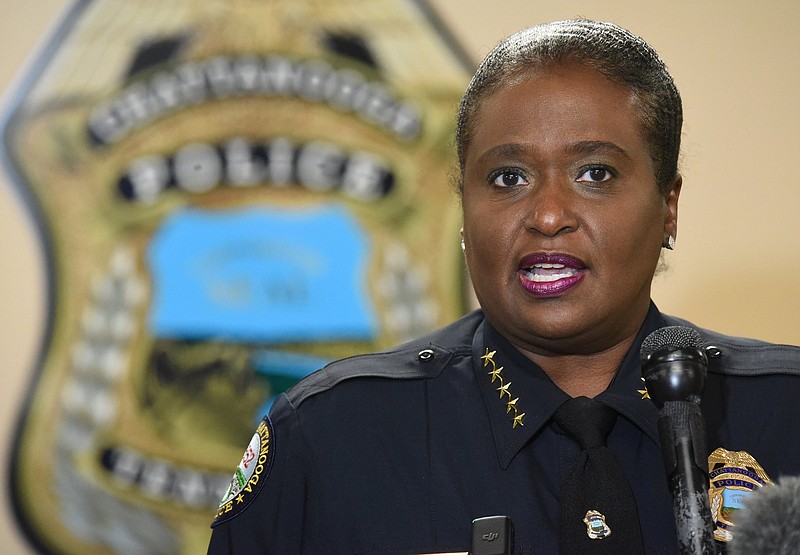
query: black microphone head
[
  {"left": 729, "top": 476, "right": 800, "bottom": 555},
  {"left": 640, "top": 325, "right": 705, "bottom": 364},
  {"left": 640, "top": 326, "right": 708, "bottom": 406}
]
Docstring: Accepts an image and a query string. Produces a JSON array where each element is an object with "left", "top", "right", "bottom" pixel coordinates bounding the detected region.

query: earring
[
  {"left": 461, "top": 238, "right": 466, "bottom": 252},
  {"left": 663, "top": 235, "right": 675, "bottom": 250}
]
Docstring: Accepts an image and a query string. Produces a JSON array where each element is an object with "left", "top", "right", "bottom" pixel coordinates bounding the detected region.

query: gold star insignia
[
  {"left": 236, "top": 494, "right": 245, "bottom": 504},
  {"left": 506, "top": 397, "right": 519, "bottom": 413},
  {"left": 488, "top": 365, "right": 503, "bottom": 383},
  {"left": 637, "top": 377, "right": 650, "bottom": 400},
  {"left": 483, "top": 345, "right": 526, "bottom": 430},
  {"left": 497, "top": 381, "right": 512, "bottom": 399}
]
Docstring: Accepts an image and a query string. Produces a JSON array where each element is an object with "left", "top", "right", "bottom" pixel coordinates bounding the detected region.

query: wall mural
[{"left": 2, "top": 0, "right": 471, "bottom": 552}]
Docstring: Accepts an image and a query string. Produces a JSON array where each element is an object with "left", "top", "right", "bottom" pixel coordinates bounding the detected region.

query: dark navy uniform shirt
[{"left": 208, "top": 303, "right": 800, "bottom": 554}]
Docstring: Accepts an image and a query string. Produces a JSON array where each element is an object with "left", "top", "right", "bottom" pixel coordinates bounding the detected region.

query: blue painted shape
[
  {"left": 147, "top": 204, "right": 376, "bottom": 342},
  {"left": 722, "top": 488, "right": 750, "bottom": 510}
]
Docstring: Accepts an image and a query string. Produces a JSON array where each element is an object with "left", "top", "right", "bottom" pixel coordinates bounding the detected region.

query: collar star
[
  {"left": 497, "top": 381, "right": 512, "bottom": 399},
  {"left": 506, "top": 397, "right": 519, "bottom": 413},
  {"left": 483, "top": 345, "right": 526, "bottom": 430},
  {"left": 637, "top": 377, "right": 650, "bottom": 400}
]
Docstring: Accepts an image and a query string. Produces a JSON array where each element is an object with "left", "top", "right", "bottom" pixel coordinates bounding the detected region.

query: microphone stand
[{"left": 643, "top": 340, "right": 718, "bottom": 555}]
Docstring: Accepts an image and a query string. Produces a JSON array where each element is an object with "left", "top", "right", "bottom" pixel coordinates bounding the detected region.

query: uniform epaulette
[
  {"left": 664, "top": 315, "right": 800, "bottom": 377},
  {"left": 285, "top": 310, "right": 483, "bottom": 408}
]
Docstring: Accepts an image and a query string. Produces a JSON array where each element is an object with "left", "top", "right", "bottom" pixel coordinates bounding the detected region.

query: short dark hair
[{"left": 456, "top": 19, "right": 682, "bottom": 195}]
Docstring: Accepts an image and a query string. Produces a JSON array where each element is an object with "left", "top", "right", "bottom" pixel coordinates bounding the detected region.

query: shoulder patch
[{"left": 211, "top": 416, "right": 275, "bottom": 528}]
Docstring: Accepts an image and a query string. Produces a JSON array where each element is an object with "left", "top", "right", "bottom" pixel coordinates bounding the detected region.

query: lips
[{"left": 518, "top": 253, "right": 586, "bottom": 297}]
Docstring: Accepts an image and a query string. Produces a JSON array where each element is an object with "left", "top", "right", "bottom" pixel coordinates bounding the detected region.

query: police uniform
[{"left": 207, "top": 303, "right": 800, "bottom": 554}]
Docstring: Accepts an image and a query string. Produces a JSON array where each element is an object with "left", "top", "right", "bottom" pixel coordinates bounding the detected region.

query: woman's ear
[{"left": 663, "top": 175, "right": 682, "bottom": 246}]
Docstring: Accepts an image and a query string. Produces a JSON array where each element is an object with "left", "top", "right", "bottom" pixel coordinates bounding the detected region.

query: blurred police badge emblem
[
  {"left": 707, "top": 447, "right": 773, "bottom": 543},
  {"left": 2, "top": 0, "right": 471, "bottom": 552}
]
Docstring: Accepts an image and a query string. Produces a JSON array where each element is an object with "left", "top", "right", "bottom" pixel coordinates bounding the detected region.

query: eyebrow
[
  {"left": 566, "top": 140, "right": 631, "bottom": 160},
  {"left": 476, "top": 143, "right": 526, "bottom": 162},
  {"left": 477, "top": 140, "right": 632, "bottom": 163}
]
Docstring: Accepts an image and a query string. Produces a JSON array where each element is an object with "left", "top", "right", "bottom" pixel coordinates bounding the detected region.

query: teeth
[
  {"left": 523, "top": 263, "right": 579, "bottom": 283},
  {"left": 530, "top": 272, "right": 575, "bottom": 282}
]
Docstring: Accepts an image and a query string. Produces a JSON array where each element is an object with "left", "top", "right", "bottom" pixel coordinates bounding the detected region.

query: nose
[{"left": 523, "top": 175, "right": 579, "bottom": 237}]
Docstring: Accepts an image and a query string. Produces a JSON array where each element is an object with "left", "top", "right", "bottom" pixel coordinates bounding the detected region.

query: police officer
[{"left": 208, "top": 19, "right": 800, "bottom": 554}]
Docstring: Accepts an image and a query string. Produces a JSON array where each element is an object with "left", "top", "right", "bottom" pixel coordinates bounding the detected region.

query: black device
[
  {"left": 640, "top": 326, "right": 718, "bottom": 555},
  {"left": 471, "top": 515, "right": 514, "bottom": 555}
]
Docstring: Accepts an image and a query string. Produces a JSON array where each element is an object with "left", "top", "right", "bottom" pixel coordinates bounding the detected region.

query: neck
[{"left": 517, "top": 339, "right": 634, "bottom": 398}]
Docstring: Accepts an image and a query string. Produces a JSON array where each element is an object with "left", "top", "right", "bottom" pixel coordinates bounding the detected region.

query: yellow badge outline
[{"left": 707, "top": 447, "right": 772, "bottom": 543}]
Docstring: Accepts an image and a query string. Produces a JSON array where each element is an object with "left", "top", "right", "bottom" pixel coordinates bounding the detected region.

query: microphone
[
  {"left": 640, "top": 326, "right": 718, "bottom": 554},
  {"left": 728, "top": 476, "right": 800, "bottom": 555}
]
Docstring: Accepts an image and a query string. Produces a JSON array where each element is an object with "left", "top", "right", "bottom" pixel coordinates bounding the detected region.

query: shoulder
[
  {"left": 662, "top": 314, "right": 800, "bottom": 377},
  {"left": 284, "top": 309, "right": 483, "bottom": 408}
]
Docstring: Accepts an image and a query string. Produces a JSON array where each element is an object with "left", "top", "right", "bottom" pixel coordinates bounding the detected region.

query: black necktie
[{"left": 553, "top": 396, "right": 645, "bottom": 554}]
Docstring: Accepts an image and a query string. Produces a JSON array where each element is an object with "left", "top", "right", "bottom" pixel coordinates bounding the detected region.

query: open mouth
[{"left": 518, "top": 254, "right": 585, "bottom": 297}]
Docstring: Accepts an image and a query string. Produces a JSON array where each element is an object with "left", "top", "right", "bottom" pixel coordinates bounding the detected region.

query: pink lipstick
[{"left": 517, "top": 253, "right": 586, "bottom": 298}]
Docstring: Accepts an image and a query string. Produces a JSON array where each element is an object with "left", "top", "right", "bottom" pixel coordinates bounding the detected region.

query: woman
[{"left": 208, "top": 19, "right": 800, "bottom": 554}]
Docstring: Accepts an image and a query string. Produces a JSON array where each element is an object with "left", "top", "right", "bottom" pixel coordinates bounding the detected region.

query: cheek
[
  {"left": 461, "top": 198, "right": 490, "bottom": 246},
  {"left": 603, "top": 201, "right": 665, "bottom": 263},
  {"left": 463, "top": 211, "right": 515, "bottom": 261},
  {"left": 463, "top": 192, "right": 522, "bottom": 238},
  {"left": 584, "top": 190, "right": 664, "bottom": 251},
  {"left": 462, "top": 212, "right": 505, "bottom": 275}
]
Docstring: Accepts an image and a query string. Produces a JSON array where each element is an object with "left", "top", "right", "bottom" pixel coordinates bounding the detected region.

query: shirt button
[{"left": 418, "top": 349, "right": 434, "bottom": 362}]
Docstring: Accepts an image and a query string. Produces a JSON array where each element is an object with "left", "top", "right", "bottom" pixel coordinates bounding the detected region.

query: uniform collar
[{"left": 472, "top": 303, "right": 667, "bottom": 469}]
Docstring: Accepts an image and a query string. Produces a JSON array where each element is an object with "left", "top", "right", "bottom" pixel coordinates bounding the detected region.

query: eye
[
  {"left": 489, "top": 169, "right": 529, "bottom": 188},
  {"left": 576, "top": 166, "right": 615, "bottom": 184}
]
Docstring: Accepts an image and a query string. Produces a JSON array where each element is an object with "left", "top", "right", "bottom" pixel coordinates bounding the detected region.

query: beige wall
[{"left": 1, "top": 1, "right": 797, "bottom": 553}]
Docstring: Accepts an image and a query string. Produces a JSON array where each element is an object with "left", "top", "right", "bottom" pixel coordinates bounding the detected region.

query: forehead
[{"left": 466, "top": 64, "right": 649, "bottom": 161}]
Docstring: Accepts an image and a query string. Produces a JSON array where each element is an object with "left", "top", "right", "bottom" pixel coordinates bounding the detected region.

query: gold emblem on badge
[
  {"left": 707, "top": 447, "right": 773, "bottom": 543},
  {"left": 584, "top": 510, "right": 612, "bottom": 540}
]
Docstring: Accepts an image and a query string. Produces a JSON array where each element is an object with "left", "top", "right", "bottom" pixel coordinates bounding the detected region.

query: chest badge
[
  {"left": 707, "top": 447, "right": 773, "bottom": 542},
  {"left": 584, "top": 510, "right": 612, "bottom": 540}
]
